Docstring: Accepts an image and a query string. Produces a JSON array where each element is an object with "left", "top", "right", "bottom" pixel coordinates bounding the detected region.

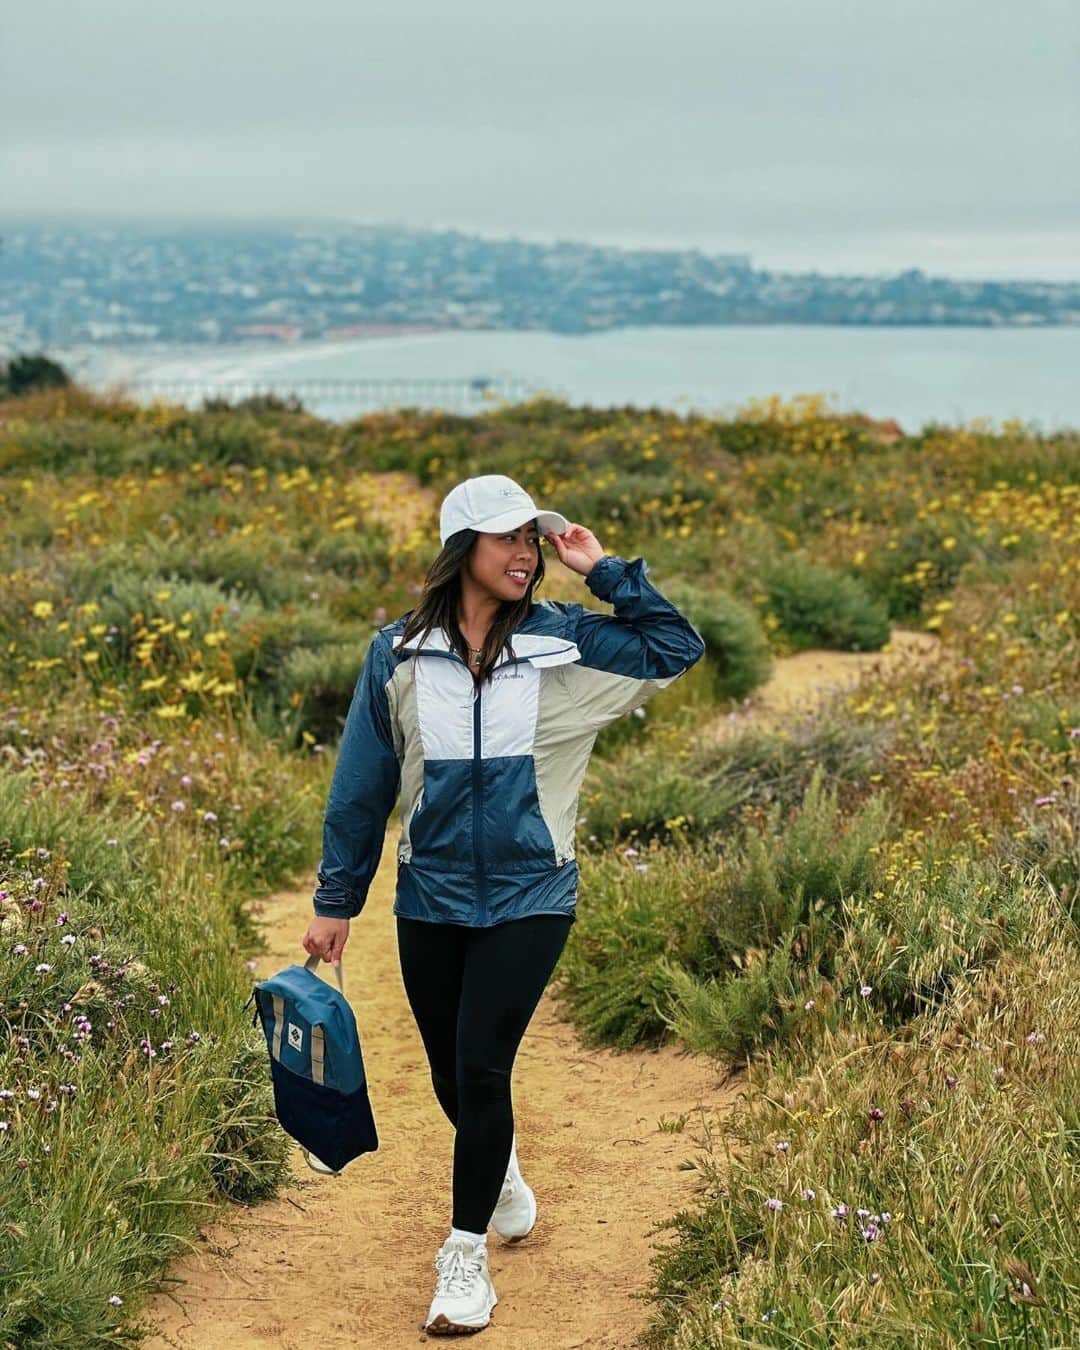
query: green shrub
[
  {"left": 562, "top": 769, "right": 890, "bottom": 1055},
  {"left": 658, "top": 769, "right": 890, "bottom": 1058},
  {"left": 857, "top": 523, "right": 977, "bottom": 622},
  {"left": 582, "top": 695, "right": 895, "bottom": 845},
  {"left": 656, "top": 578, "right": 773, "bottom": 701},
  {"left": 760, "top": 554, "right": 891, "bottom": 652},
  {"left": 553, "top": 838, "right": 716, "bottom": 1048}
]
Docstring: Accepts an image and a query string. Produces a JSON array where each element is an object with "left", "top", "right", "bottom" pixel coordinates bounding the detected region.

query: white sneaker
[
  {"left": 300, "top": 1148, "right": 340, "bottom": 1175},
  {"left": 490, "top": 1166, "right": 537, "bottom": 1243},
  {"left": 424, "top": 1236, "right": 498, "bottom": 1334}
]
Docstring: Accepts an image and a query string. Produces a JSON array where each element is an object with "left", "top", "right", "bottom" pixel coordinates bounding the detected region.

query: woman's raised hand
[
  {"left": 544, "top": 523, "right": 605, "bottom": 578},
  {"left": 302, "top": 916, "right": 350, "bottom": 966}
]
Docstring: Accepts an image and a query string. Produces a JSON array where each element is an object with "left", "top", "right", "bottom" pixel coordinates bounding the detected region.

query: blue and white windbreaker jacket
[{"left": 312, "top": 553, "right": 706, "bottom": 928}]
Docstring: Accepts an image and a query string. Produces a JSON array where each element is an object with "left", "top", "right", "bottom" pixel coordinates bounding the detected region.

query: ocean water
[{"left": 56, "top": 323, "right": 1080, "bottom": 433}]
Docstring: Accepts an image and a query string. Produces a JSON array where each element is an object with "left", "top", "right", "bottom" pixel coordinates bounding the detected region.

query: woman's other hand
[
  {"left": 544, "top": 523, "right": 605, "bottom": 578},
  {"left": 303, "top": 916, "right": 350, "bottom": 966}
]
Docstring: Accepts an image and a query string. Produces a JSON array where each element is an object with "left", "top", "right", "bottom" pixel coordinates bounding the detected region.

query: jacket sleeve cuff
[
  {"left": 312, "top": 884, "right": 363, "bottom": 920},
  {"left": 583, "top": 554, "right": 640, "bottom": 601}
]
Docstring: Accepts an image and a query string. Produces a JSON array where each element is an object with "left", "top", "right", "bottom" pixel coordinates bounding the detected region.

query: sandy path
[
  {"left": 704, "top": 626, "right": 942, "bottom": 742},
  {"left": 142, "top": 866, "right": 736, "bottom": 1349},
  {"left": 140, "top": 626, "right": 940, "bottom": 1349}
]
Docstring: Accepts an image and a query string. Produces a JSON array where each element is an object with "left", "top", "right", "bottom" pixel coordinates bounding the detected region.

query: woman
[{"left": 302, "top": 472, "right": 705, "bottom": 1334}]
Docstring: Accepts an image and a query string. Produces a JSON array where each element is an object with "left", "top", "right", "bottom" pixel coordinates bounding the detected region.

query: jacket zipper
[{"left": 473, "top": 680, "right": 487, "bottom": 924}]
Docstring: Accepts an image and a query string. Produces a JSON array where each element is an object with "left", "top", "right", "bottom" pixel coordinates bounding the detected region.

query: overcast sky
[{"left": 3, "top": 0, "right": 1078, "bottom": 279}]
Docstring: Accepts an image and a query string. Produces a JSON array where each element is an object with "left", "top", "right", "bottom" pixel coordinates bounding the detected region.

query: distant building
[
  {"left": 322, "top": 323, "right": 446, "bottom": 338},
  {"left": 232, "top": 324, "right": 303, "bottom": 341}
]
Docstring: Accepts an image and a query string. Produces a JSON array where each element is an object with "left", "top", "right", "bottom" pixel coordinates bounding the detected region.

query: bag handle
[{"left": 304, "top": 950, "right": 346, "bottom": 995}]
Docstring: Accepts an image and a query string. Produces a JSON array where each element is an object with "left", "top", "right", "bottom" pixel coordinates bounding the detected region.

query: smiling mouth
[{"left": 505, "top": 570, "right": 530, "bottom": 582}]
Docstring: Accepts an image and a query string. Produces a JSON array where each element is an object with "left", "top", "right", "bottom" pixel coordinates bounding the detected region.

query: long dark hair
[{"left": 391, "top": 527, "right": 548, "bottom": 686}]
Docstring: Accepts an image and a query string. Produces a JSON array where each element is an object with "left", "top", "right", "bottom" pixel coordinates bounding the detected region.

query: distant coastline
[{"left": 3, "top": 220, "right": 1077, "bottom": 354}]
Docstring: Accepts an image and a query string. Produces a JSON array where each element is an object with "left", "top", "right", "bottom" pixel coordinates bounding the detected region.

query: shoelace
[
  {"left": 434, "top": 1242, "right": 484, "bottom": 1298},
  {"left": 496, "top": 1175, "right": 516, "bottom": 1206}
]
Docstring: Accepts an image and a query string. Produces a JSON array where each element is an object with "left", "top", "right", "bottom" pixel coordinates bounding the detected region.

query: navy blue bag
[{"left": 250, "top": 952, "right": 378, "bottom": 1174}]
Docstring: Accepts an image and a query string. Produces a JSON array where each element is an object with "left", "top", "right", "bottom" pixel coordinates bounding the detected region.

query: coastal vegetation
[{"left": 0, "top": 382, "right": 1076, "bottom": 1346}]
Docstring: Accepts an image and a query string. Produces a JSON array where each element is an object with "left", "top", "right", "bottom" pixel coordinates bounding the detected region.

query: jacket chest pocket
[
  {"left": 479, "top": 665, "right": 542, "bottom": 757},
  {"left": 412, "top": 660, "right": 543, "bottom": 760}
]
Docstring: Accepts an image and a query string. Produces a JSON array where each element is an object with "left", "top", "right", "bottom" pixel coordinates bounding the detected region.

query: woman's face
[{"left": 464, "top": 519, "right": 541, "bottom": 604}]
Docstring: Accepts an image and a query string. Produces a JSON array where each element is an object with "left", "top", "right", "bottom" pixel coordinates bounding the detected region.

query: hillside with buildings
[{"left": 2, "top": 219, "right": 1078, "bottom": 351}]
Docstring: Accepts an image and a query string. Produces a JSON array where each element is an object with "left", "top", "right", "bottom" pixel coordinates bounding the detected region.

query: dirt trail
[
  {"left": 704, "top": 626, "right": 942, "bottom": 742},
  {"left": 141, "top": 627, "right": 940, "bottom": 1350}
]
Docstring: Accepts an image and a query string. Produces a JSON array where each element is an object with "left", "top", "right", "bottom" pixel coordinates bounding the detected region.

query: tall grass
[
  {"left": 642, "top": 876, "right": 1079, "bottom": 1348},
  {"left": 0, "top": 710, "right": 324, "bottom": 1347}
]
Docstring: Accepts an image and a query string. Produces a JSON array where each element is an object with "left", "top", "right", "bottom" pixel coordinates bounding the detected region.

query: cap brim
[{"left": 471, "top": 506, "right": 570, "bottom": 536}]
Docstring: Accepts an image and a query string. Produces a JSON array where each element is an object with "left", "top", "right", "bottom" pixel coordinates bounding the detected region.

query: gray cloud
[{"left": 3, "top": 0, "right": 1078, "bottom": 277}]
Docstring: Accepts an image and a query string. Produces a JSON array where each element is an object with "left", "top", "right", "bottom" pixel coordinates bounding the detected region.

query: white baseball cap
[{"left": 439, "top": 474, "right": 570, "bottom": 546}]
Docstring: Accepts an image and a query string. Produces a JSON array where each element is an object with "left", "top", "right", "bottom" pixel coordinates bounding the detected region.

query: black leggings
[{"left": 396, "top": 912, "right": 573, "bottom": 1233}]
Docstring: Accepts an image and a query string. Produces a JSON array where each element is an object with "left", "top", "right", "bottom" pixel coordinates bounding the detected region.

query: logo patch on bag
[{"left": 287, "top": 1022, "right": 303, "bottom": 1052}]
